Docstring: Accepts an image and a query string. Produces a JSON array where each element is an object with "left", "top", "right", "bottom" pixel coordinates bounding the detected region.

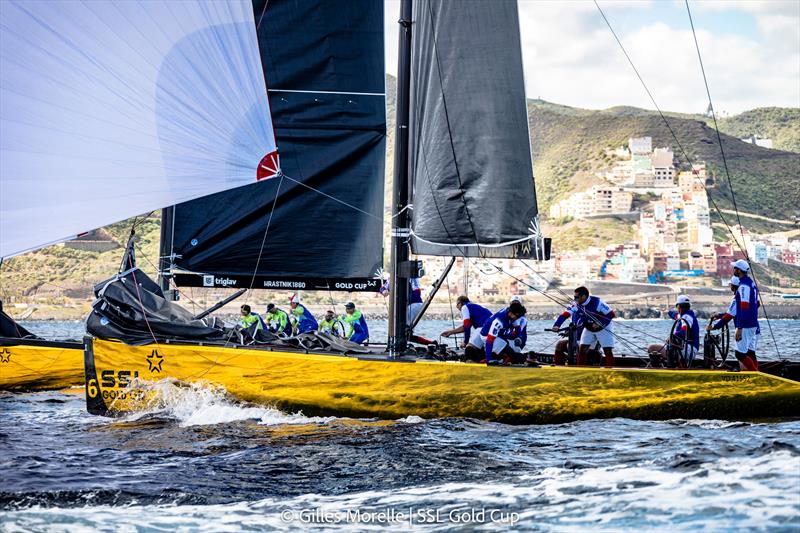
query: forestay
[
  {"left": 0, "top": 0, "right": 277, "bottom": 258},
  {"left": 409, "top": 0, "right": 549, "bottom": 259}
]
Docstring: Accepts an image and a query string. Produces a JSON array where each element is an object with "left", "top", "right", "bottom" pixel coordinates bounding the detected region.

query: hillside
[
  {"left": 528, "top": 102, "right": 800, "bottom": 222},
  {"left": 717, "top": 107, "right": 800, "bottom": 154}
]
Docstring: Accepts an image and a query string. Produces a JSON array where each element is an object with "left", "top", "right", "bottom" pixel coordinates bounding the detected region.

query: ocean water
[{"left": 2, "top": 320, "right": 799, "bottom": 531}]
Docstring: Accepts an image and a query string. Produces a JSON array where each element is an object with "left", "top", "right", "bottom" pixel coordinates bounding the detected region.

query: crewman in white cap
[
  {"left": 707, "top": 273, "right": 760, "bottom": 371},
  {"left": 288, "top": 293, "right": 318, "bottom": 334},
  {"left": 670, "top": 295, "right": 699, "bottom": 367}
]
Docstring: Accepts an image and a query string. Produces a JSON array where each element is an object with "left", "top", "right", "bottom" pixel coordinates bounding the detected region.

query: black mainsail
[
  {"left": 165, "top": 0, "right": 386, "bottom": 292},
  {"left": 408, "top": 0, "right": 550, "bottom": 260}
]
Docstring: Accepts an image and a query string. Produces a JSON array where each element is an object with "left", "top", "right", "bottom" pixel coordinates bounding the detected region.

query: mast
[
  {"left": 388, "top": 0, "right": 413, "bottom": 355},
  {"left": 158, "top": 206, "right": 175, "bottom": 299}
]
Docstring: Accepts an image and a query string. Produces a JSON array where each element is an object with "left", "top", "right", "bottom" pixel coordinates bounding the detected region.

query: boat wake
[
  {"left": 119, "top": 379, "right": 336, "bottom": 428},
  {"left": 3, "top": 449, "right": 798, "bottom": 531}
]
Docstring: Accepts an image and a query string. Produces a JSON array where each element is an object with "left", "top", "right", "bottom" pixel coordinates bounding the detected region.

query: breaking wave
[{"left": 120, "top": 379, "right": 336, "bottom": 427}]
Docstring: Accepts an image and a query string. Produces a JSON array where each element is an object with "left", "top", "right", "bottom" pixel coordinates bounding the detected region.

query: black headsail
[
  {"left": 408, "top": 0, "right": 550, "bottom": 259},
  {"left": 165, "top": 0, "right": 386, "bottom": 292}
]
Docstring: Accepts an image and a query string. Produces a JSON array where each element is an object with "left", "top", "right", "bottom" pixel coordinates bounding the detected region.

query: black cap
[
  {"left": 266, "top": 303, "right": 275, "bottom": 311},
  {"left": 345, "top": 302, "right": 355, "bottom": 309}
]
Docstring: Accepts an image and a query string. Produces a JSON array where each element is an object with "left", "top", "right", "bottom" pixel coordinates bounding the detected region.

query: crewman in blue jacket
[
  {"left": 341, "top": 302, "right": 369, "bottom": 344},
  {"left": 707, "top": 263, "right": 760, "bottom": 371},
  {"left": 288, "top": 293, "right": 318, "bottom": 334},
  {"left": 552, "top": 286, "right": 616, "bottom": 367},
  {"left": 441, "top": 296, "right": 492, "bottom": 349}
]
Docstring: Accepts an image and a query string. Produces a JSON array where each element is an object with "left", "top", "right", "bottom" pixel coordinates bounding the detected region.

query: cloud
[{"left": 385, "top": 0, "right": 799, "bottom": 114}]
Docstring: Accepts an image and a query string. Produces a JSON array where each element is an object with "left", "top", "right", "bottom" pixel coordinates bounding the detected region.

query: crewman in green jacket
[
  {"left": 318, "top": 310, "right": 337, "bottom": 335},
  {"left": 239, "top": 304, "right": 263, "bottom": 332},
  {"left": 265, "top": 303, "right": 292, "bottom": 336}
]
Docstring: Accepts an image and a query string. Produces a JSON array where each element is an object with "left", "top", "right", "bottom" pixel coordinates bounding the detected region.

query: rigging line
[
  {"left": 592, "top": 0, "right": 749, "bottom": 259},
  {"left": 515, "top": 259, "right": 575, "bottom": 302},
  {"left": 684, "top": 0, "right": 745, "bottom": 247},
  {"left": 443, "top": 257, "right": 458, "bottom": 349},
  {"left": 684, "top": 0, "right": 782, "bottom": 360},
  {"left": 508, "top": 258, "right": 670, "bottom": 343},
  {"left": 126, "top": 253, "right": 160, "bottom": 348},
  {"left": 277, "top": 173, "right": 383, "bottom": 222},
  {"left": 247, "top": 173, "right": 285, "bottom": 292},
  {"left": 255, "top": 0, "right": 269, "bottom": 30},
  {"left": 424, "top": 0, "right": 484, "bottom": 259}
]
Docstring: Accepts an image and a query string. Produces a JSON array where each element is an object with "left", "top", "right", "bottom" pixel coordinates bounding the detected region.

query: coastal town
[{"left": 419, "top": 135, "right": 799, "bottom": 302}]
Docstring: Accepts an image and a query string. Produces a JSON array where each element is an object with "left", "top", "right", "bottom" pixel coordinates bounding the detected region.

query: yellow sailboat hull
[
  {"left": 0, "top": 340, "right": 85, "bottom": 391},
  {"left": 85, "top": 338, "right": 800, "bottom": 424}
]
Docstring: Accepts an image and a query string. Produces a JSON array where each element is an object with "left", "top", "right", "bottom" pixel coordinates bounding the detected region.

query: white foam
[
  {"left": 398, "top": 415, "right": 426, "bottom": 424},
  {"left": 119, "top": 379, "right": 335, "bottom": 428},
  {"left": 3, "top": 453, "right": 798, "bottom": 532}
]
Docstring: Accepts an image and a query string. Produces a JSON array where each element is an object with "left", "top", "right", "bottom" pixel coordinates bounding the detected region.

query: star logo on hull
[
  {"left": 0, "top": 348, "right": 11, "bottom": 363},
  {"left": 146, "top": 349, "right": 164, "bottom": 373}
]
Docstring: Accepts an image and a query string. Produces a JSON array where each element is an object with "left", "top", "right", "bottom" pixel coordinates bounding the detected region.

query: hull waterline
[{"left": 84, "top": 338, "right": 800, "bottom": 424}]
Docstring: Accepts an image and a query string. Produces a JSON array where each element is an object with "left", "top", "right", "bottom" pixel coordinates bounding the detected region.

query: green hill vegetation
[
  {"left": 528, "top": 102, "right": 800, "bottom": 218},
  {"left": 717, "top": 107, "right": 800, "bottom": 154}
]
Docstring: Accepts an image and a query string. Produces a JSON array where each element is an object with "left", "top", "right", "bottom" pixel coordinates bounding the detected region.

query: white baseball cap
[
  {"left": 729, "top": 276, "right": 740, "bottom": 286},
  {"left": 289, "top": 293, "right": 300, "bottom": 304},
  {"left": 510, "top": 295, "right": 523, "bottom": 304},
  {"left": 676, "top": 295, "right": 691, "bottom": 305},
  {"left": 730, "top": 259, "right": 750, "bottom": 272}
]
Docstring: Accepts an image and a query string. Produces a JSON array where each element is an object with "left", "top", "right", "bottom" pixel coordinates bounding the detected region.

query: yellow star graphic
[
  {"left": 0, "top": 348, "right": 11, "bottom": 363},
  {"left": 146, "top": 349, "right": 164, "bottom": 373}
]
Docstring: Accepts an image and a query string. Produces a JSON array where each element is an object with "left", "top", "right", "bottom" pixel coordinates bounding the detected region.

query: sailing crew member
[
  {"left": 318, "top": 310, "right": 337, "bottom": 335},
  {"left": 707, "top": 265, "right": 760, "bottom": 371},
  {"left": 551, "top": 286, "right": 616, "bottom": 367},
  {"left": 468, "top": 301, "right": 527, "bottom": 365},
  {"left": 407, "top": 277, "right": 424, "bottom": 325},
  {"left": 647, "top": 295, "right": 699, "bottom": 368},
  {"left": 288, "top": 293, "right": 318, "bottom": 334},
  {"left": 239, "top": 304, "right": 263, "bottom": 333},
  {"left": 265, "top": 303, "right": 292, "bottom": 337},
  {"left": 550, "top": 309, "right": 601, "bottom": 366},
  {"left": 341, "top": 302, "right": 369, "bottom": 344},
  {"left": 507, "top": 295, "right": 528, "bottom": 356},
  {"left": 441, "top": 296, "right": 492, "bottom": 349}
]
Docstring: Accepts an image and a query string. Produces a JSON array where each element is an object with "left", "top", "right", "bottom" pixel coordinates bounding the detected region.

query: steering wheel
[
  {"left": 668, "top": 317, "right": 694, "bottom": 368},
  {"left": 703, "top": 319, "right": 730, "bottom": 367},
  {"left": 331, "top": 319, "right": 348, "bottom": 338}
]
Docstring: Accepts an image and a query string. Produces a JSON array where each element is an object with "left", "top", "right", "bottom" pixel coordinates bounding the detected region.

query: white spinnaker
[{"left": 0, "top": 0, "right": 278, "bottom": 258}]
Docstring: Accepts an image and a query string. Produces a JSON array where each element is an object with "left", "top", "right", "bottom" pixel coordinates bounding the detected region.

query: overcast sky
[{"left": 384, "top": 0, "right": 800, "bottom": 115}]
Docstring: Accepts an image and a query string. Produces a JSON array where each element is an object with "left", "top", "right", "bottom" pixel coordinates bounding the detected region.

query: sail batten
[
  {"left": 409, "top": 0, "right": 549, "bottom": 259},
  {"left": 0, "top": 0, "right": 278, "bottom": 259}
]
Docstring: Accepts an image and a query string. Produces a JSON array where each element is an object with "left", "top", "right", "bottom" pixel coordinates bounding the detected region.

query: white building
[
  {"left": 741, "top": 135, "right": 773, "bottom": 149},
  {"left": 629, "top": 136, "right": 652, "bottom": 155},
  {"left": 550, "top": 185, "right": 632, "bottom": 219}
]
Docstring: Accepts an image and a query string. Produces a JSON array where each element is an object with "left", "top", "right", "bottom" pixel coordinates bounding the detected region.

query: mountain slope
[{"left": 528, "top": 102, "right": 800, "bottom": 222}]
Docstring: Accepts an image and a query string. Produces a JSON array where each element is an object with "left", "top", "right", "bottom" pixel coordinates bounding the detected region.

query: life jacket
[
  {"left": 480, "top": 308, "right": 515, "bottom": 338},
  {"left": 734, "top": 276, "right": 759, "bottom": 328},
  {"left": 408, "top": 278, "right": 423, "bottom": 304},
  {"left": 670, "top": 308, "right": 699, "bottom": 350}
]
